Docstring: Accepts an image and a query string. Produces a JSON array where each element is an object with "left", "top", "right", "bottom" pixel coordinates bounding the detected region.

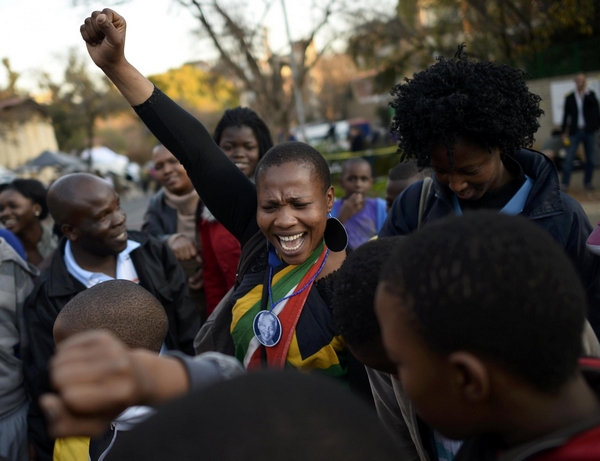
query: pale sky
[{"left": 0, "top": 0, "right": 339, "bottom": 93}]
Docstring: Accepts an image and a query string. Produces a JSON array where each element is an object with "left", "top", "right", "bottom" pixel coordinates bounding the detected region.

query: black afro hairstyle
[
  {"left": 390, "top": 45, "right": 543, "bottom": 169},
  {"left": 255, "top": 141, "right": 331, "bottom": 192},
  {"left": 213, "top": 107, "right": 273, "bottom": 159},
  {"left": 0, "top": 178, "right": 50, "bottom": 220},
  {"left": 379, "top": 211, "right": 586, "bottom": 393},
  {"left": 56, "top": 280, "right": 168, "bottom": 352},
  {"left": 107, "top": 371, "right": 404, "bottom": 461},
  {"left": 333, "top": 236, "right": 406, "bottom": 346}
]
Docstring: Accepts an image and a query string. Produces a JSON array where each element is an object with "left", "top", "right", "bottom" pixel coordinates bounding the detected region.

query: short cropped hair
[
  {"left": 388, "top": 161, "right": 420, "bottom": 181},
  {"left": 333, "top": 236, "right": 405, "bottom": 345},
  {"left": 213, "top": 107, "right": 273, "bottom": 159},
  {"left": 341, "top": 157, "right": 372, "bottom": 176},
  {"left": 0, "top": 179, "right": 50, "bottom": 220},
  {"left": 56, "top": 280, "right": 168, "bottom": 352},
  {"left": 390, "top": 46, "right": 543, "bottom": 169},
  {"left": 380, "top": 212, "right": 586, "bottom": 393},
  {"left": 255, "top": 142, "right": 331, "bottom": 192},
  {"left": 107, "top": 372, "right": 404, "bottom": 461}
]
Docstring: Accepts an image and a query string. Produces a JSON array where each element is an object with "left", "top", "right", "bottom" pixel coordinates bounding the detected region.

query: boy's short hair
[
  {"left": 333, "top": 236, "right": 405, "bottom": 345},
  {"left": 341, "top": 157, "right": 372, "bottom": 177},
  {"left": 55, "top": 280, "right": 168, "bottom": 352},
  {"left": 107, "top": 371, "right": 404, "bottom": 461},
  {"left": 388, "top": 161, "right": 420, "bottom": 181},
  {"left": 380, "top": 211, "right": 586, "bottom": 393}
]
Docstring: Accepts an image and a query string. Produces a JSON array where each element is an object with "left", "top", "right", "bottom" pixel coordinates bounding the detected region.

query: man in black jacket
[
  {"left": 23, "top": 173, "right": 201, "bottom": 461},
  {"left": 561, "top": 73, "right": 600, "bottom": 190}
]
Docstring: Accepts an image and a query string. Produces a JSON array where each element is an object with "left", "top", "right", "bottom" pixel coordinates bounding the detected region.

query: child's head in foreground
[
  {"left": 53, "top": 280, "right": 168, "bottom": 352},
  {"left": 106, "top": 371, "right": 404, "bottom": 461},
  {"left": 333, "top": 236, "right": 405, "bottom": 374},
  {"left": 376, "top": 211, "right": 587, "bottom": 440},
  {"left": 340, "top": 158, "right": 373, "bottom": 198}
]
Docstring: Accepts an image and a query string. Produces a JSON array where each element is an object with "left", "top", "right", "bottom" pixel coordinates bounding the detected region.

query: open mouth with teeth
[
  {"left": 278, "top": 232, "right": 306, "bottom": 252},
  {"left": 2, "top": 218, "right": 17, "bottom": 229},
  {"left": 113, "top": 230, "right": 128, "bottom": 241}
]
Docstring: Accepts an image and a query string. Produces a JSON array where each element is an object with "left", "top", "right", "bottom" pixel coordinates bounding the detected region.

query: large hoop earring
[{"left": 324, "top": 212, "right": 348, "bottom": 252}]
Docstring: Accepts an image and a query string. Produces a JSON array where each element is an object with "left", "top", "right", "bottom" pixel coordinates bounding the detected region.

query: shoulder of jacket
[
  {"left": 127, "top": 230, "right": 152, "bottom": 247},
  {"left": 148, "top": 189, "right": 167, "bottom": 205}
]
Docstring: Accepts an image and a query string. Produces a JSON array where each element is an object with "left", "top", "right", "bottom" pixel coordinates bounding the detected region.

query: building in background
[{"left": 0, "top": 97, "right": 58, "bottom": 169}]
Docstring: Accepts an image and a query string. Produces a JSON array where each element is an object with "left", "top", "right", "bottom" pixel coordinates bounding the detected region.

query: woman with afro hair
[{"left": 379, "top": 46, "right": 600, "bottom": 336}]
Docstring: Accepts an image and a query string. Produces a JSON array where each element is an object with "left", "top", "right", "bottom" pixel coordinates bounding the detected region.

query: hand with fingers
[
  {"left": 80, "top": 9, "right": 154, "bottom": 107},
  {"left": 170, "top": 235, "right": 199, "bottom": 261},
  {"left": 40, "top": 330, "right": 190, "bottom": 438},
  {"left": 40, "top": 331, "right": 154, "bottom": 438},
  {"left": 80, "top": 9, "right": 127, "bottom": 70},
  {"left": 337, "top": 193, "right": 365, "bottom": 223}
]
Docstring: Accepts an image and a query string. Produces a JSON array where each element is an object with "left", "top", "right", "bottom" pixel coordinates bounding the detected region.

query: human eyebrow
[{"left": 287, "top": 195, "right": 312, "bottom": 203}]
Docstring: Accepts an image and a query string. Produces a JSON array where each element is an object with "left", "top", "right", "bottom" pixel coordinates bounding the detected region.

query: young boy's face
[
  {"left": 340, "top": 162, "right": 373, "bottom": 197},
  {"left": 375, "top": 284, "right": 478, "bottom": 439}
]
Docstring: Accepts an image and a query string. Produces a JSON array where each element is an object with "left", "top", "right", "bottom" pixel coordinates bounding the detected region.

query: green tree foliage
[
  {"left": 0, "top": 58, "right": 22, "bottom": 99},
  {"left": 148, "top": 64, "right": 239, "bottom": 114},
  {"left": 348, "top": 0, "right": 598, "bottom": 87},
  {"left": 40, "top": 48, "right": 128, "bottom": 154}
]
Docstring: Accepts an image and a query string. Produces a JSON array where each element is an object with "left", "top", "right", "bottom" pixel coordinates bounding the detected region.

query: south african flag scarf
[{"left": 230, "top": 240, "right": 345, "bottom": 375}]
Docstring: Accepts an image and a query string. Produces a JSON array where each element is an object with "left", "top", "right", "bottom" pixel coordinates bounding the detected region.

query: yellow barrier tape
[{"left": 323, "top": 146, "right": 398, "bottom": 161}]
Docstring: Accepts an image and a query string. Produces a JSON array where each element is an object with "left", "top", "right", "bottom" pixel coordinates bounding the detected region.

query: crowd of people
[{"left": 1, "top": 7, "right": 600, "bottom": 461}]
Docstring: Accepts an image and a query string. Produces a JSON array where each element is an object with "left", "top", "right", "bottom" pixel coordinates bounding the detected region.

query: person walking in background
[{"left": 561, "top": 73, "right": 600, "bottom": 191}]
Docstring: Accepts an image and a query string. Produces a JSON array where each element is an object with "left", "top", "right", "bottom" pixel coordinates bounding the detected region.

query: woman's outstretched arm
[{"left": 80, "top": 9, "right": 259, "bottom": 245}]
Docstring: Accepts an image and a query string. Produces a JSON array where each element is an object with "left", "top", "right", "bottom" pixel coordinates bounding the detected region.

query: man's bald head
[
  {"left": 48, "top": 172, "right": 128, "bottom": 256},
  {"left": 48, "top": 173, "right": 113, "bottom": 227}
]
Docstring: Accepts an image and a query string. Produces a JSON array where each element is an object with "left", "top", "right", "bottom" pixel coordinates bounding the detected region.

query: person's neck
[
  {"left": 498, "top": 374, "right": 600, "bottom": 447},
  {"left": 18, "top": 222, "right": 43, "bottom": 250},
  {"left": 319, "top": 248, "right": 345, "bottom": 280},
  {"left": 494, "top": 160, "right": 516, "bottom": 190},
  {"left": 70, "top": 244, "right": 118, "bottom": 278}
]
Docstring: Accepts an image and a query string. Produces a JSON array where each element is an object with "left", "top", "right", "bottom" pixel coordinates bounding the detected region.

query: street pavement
[{"left": 122, "top": 190, "right": 152, "bottom": 231}]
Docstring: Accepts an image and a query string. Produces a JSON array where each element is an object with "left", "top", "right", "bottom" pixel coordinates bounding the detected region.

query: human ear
[
  {"left": 449, "top": 351, "right": 490, "bottom": 404},
  {"left": 325, "top": 186, "right": 335, "bottom": 211},
  {"left": 62, "top": 224, "right": 78, "bottom": 242},
  {"left": 33, "top": 203, "right": 43, "bottom": 217}
]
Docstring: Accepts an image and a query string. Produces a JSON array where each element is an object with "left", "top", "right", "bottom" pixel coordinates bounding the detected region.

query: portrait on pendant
[{"left": 253, "top": 311, "right": 282, "bottom": 347}]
